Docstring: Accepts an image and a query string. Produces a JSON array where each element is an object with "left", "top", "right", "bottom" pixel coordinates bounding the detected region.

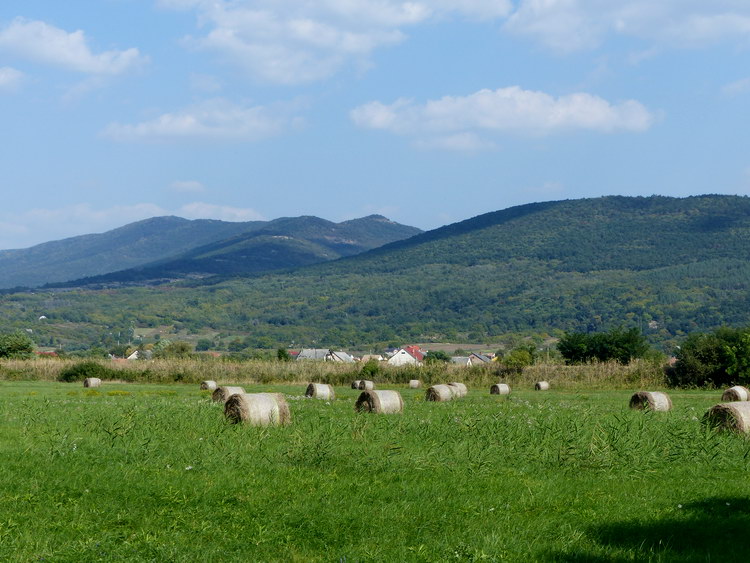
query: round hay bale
[
  {"left": 83, "top": 378, "right": 101, "bottom": 388},
  {"left": 358, "top": 380, "right": 375, "bottom": 391},
  {"left": 224, "top": 393, "right": 291, "bottom": 426},
  {"left": 351, "top": 380, "right": 362, "bottom": 389},
  {"left": 305, "top": 383, "right": 335, "bottom": 401},
  {"left": 704, "top": 402, "right": 750, "bottom": 433},
  {"left": 448, "top": 382, "right": 468, "bottom": 397},
  {"left": 408, "top": 379, "right": 422, "bottom": 389},
  {"left": 629, "top": 391, "right": 672, "bottom": 412},
  {"left": 534, "top": 381, "right": 550, "bottom": 391},
  {"left": 490, "top": 383, "right": 511, "bottom": 395},
  {"left": 200, "top": 380, "right": 218, "bottom": 391},
  {"left": 212, "top": 385, "right": 246, "bottom": 403},
  {"left": 355, "top": 390, "right": 404, "bottom": 414},
  {"left": 722, "top": 386, "right": 750, "bottom": 402},
  {"left": 425, "top": 384, "right": 455, "bottom": 402}
]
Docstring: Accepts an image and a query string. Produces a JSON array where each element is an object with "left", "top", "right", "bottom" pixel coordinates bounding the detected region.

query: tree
[
  {"left": 557, "top": 327, "right": 649, "bottom": 365},
  {"left": 276, "top": 348, "right": 292, "bottom": 362},
  {"left": 667, "top": 327, "right": 745, "bottom": 387},
  {"left": 0, "top": 331, "right": 34, "bottom": 359},
  {"left": 424, "top": 350, "right": 450, "bottom": 364}
]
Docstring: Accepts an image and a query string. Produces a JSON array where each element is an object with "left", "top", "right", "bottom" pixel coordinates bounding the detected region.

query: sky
[{"left": 1, "top": 1, "right": 750, "bottom": 250}]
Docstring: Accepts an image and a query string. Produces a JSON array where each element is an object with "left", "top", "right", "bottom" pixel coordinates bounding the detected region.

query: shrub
[
  {"left": 57, "top": 361, "right": 114, "bottom": 383},
  {"left": 667, "top": 327, "right": 747, "bottom": 388},
  {"left": 0, "top": 331, "right": 34, "bottom": 359}
]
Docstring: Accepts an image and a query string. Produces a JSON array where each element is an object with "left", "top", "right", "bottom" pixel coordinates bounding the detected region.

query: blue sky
[{"left": 1, "top": 0, "right": 750, "bottom": 249}]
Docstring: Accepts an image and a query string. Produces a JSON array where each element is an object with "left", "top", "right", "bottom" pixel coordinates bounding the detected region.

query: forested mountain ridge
[
  {"left": 0, "top": 214, "right": 421, "bottom": 289},
  {"left": 3, "top": 195, "right": 750, "bottom": 350},
  {"left": 49, "top": 214, "right": 423, "bottom": 286},
  {"left": 0, "top": 217, "right": 257, "bottom": 289}
]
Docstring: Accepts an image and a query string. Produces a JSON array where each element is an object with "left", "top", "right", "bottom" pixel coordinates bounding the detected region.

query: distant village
[{"left": 292, "top": 345, "right": 495, "bottom": 367}]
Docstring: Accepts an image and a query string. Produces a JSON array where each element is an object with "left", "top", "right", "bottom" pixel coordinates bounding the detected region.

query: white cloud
[
  {"left": 159, "top": 0, "right": 512, "bottom": 83},
  {"left": 505, "top": 1, "right": 750, "bottom": 52},
  {"left": 722, "top": 77, "right": 750, "bottom": 97},
  {"left": 103, "top": 98, "right": 298, "bottom": 141},
  {"left": 0, "top": 66, "right": 24, "bottom": 91},
  {"left": 177, "top": 202, "right": 264, "bottom": 221},
  {"left": 170, "top": 180, "right": 206, "bottom": 193},
  {"left": 0, "top": 18, "right": 146, "bottom": 74},
  {"left": 0, "top": 201, "right": 264, "bottom": 250},
  {"left": 351, "top": 86, "right": 654, "bottom": 148}
]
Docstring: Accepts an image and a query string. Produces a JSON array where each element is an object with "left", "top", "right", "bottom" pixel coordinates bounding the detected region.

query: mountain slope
[
  {"left": 0, "top": 217, "right": 259, "bottom": 288},
  {"left": 53, "top": 215, "right": 422, "bottom": 285},
  {"left": 4, "top": 195, "right": 750, "bottom": 349}
]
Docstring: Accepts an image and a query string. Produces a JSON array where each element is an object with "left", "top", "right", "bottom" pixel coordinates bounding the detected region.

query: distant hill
[
  {"left": 0, "top": 217, "right": 257, "bottom": 289},
  {"left": 49, "top": 215, "right": 422, "bottom": 286},
  {"left": 3, "top": 195, "right": 750, "bottom": 349}
]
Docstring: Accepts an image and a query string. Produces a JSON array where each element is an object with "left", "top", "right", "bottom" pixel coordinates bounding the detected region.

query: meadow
[{"left": 1, "top": 368, "right": 749, "bottom": 562}]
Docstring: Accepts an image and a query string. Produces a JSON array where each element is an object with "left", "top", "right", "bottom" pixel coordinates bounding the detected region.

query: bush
[
  {"left": 667, "top": 327, "right": 747, "bottom": 388},
  {"left": 57, "top": 361, "right": 115, "bottom": 383},
  {"left": 0, "top": 331, "right": 34, "bottom": 359}
]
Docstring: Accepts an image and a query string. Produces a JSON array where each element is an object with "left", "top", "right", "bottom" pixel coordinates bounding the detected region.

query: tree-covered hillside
[
  {"left": 51, "top": 215, "right": 422, "bottom": 286},
  {"left": 3, "top": 195, "right": 750, "bottom": 351}
]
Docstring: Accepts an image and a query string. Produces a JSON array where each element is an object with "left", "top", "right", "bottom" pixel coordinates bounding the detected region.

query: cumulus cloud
[
  {"left": 103, "top": 98, "right": 298, "bottom": 141},
  {"left": 0, "top": 66, "right": 24, "bottom": 91},
  {"left": 505, "top": 1, "right": 750, "bottom": 52},
  {"left": 158, "top": 0, "right": 512, "bottom": 83},
  {"left": 351, "top": 86, "right": 654, "bottom": 148},
  {"left": 0, "top": 18, "right": 146, "bottom": 74}
]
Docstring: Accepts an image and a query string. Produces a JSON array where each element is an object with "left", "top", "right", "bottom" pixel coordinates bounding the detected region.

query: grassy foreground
[{"left": 1, "top": 381, "right": 749, "bottom": 562}]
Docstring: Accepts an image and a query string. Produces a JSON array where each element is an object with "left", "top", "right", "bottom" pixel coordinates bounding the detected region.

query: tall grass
[{"left": 0, "top": 357, "right": 668, "bottom": 388}]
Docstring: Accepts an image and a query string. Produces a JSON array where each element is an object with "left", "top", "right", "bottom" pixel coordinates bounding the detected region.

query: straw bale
[
  {"left": 305, "top": 383, "right": 335, "bottom": 400},
  {"left": 224, "top": 393, "right": 291, "bottom": 426},
  {"left": 703, "top": 401, "right": 750, "bottom": 433},
  {"left": 200, "top": 380, "right": 218, "bottom": 391},
  {"left": 351, "top": 380, "right": 362, "bottom": 389},
  {"left": 212, "top": 385, "right": 246, "bottom": 403},
  {"left": 722, "top": 386, "right": 750, "bottom": 402},
  {"left": 629, "top": 391, "right": 672, "bottom": 412},
  {"left": 358, "top": 380, "right": 375, "bottom": 391},
  {"left": 490, "top": 383, "right": 511, "bottom": 395},
  {"left": 408, "top": 379, "right": 422, "bottom": 389},
  {"left": 425, "top": 384, "right": 455, "bottom": 402},
  {"left": 534, "top": 381, "right": 550, "bottom": 391},
  {"left": 355, "top": 390, "right": 404, "bottom": 414},
  {"left": 83, "top": 378, "right": 102, "bottom": 388},
  {"left": 448, "top": 382, "right": 468, "bottom": 397}
]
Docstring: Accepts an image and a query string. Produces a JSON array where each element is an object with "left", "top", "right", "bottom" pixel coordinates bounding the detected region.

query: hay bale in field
[
  {"left": 425, "top": 384, "right": 455, "bottom": 402},
  {"left": 448, "top": 382, "right": 468, "bottom": 397},
  {"left": 629, "top": 391, "right": 672, "bottom": 412},
  {"left": 351, "top": 380, "right": 362, "bottom": 389},
  {"left": 408, "top": 379, "right": 422, "bottom": 389},
  {"left": 305, "top": 383, "right": 335, "bottom": 400},
  {"left": 358, "top": 380, "right": 375, "bottom": 391},
  {"left": 83, "top": 378, "right": 102, "bottom": 388},
  {"left": 534, "top": 381, "right": 550, "bottom": 391},
  {"left": 212, "top": 385, "right": 246, "bottom": 403},
  {"left": 490, "top": 383, "right": 511, "bottom": 395},
  {"left": 224, "top": 393, "right": 291, "bottom": 426},
  {"left": 355, "top": 390, "right": 404, "bottom": 414},
  {"left": 704, "top": 402, "right": 750, "bottom": 433},
  {"left": 722, "top": 386, "right": 750, "bottom": 402},
  {"left": 200, "top": 380, "right": 218, "bottom": 391}
]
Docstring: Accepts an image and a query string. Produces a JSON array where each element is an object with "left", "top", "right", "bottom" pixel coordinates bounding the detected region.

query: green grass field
[{"left": 1, "top": 381, "right": 749, "bottom": 562}]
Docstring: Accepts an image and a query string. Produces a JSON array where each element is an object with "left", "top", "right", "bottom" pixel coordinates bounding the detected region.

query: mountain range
[
  {"left": 0, "top": 215, "right": 422, "bottom": 289},
  {"left": 2, "top": 194, "right": 749, "bottom": 349}
]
